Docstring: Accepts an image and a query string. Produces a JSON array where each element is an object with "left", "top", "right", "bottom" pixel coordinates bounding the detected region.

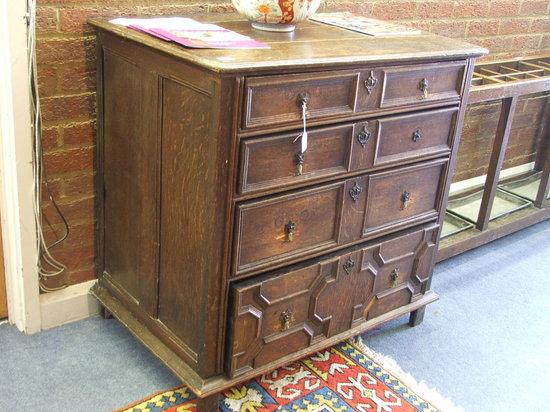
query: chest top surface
[{"left": 91, "top": 17, "right": 487, "bottom": 73}]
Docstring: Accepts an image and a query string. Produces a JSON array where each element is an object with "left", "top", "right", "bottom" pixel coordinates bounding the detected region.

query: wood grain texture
[
  {"left": 241, "top": 63, "right": 466, "bottom": 134},
  {"left": 96, "top": 33, "right": 234, "bottom": 377},
  {"left": 237, "top": 107, "right": 457, "bottom": 198},
  {"left": 362, "top": 159, "right": 448, "bottom": 237},
  {"left": 372, "top": 108, "right": 457, "bottom": 167},
  {"left": 93, "top": 19, "right": 482, "bottom": 398},
  {"left": 89, "top": 19, "right": 486, "bottom": 73},
  {"left": 243, "top": 70, "right": 360, "bottom": 130},
  {"left": 238, "top": 123, "right": 353, "bottom": 195},
  {"left": 91, "top": 280, "right": 439, "bottom": 397},
  {"left": 234, "top": 183, "right": 344, "bottom": 275},
  {"left": 102, "top": 50, "right": 159, "bottom": 316},
  {"left": 476, "top": 96, "right": 518, "bottom": 231},
  {"left": 228, "top": 224, "right": 439, "bottom": 377},
  {"left": 233, "top": 159, "right": 447, "bottom": 277},
  {"left": 157, "top": 73, "right": 233, "bottom": 377},
  {"left": 157, "top": 76, "right": 215, "bottom": 364},
  {"left": 379, "top": 61, "right": 466, "bottom": 108}
]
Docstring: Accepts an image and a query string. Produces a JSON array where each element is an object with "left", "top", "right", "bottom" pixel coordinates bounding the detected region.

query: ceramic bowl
[{"left": 231, "top": 0, "right": 322, "bottom": 32}]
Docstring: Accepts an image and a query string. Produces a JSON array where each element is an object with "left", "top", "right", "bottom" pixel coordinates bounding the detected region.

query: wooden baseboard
[{"left": 40, "top": 279, "right": 99, "bottom": 330}]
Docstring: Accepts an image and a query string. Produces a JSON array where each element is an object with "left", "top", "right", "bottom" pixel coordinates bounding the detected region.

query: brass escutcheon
[
  {"left": 401, "top": 191, "right": 411, "bottom": 209},
  {"left": 390, "top": 268, "right": 400, "bottom": 287},
  {"left": 280, "top": 310, "right": 293, "bottom": 331},
  {"left": 343, "top": 257, "right": 355, "bottom": 275},
  {"left": 365, "top": 71, "right": 378, "bottom": 95},
  {"left": 356, "top": 125, "right": 371, "bottom": 147}
]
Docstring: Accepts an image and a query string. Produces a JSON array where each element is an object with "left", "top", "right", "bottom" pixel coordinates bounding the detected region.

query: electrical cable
[{"left": 27, "top": 0, "right": 70, "bottom": 292}]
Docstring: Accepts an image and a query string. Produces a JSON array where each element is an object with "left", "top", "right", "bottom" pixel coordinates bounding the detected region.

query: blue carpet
[
  {"left": 0, "top": 220, "right": 548, "bottom": 411},
  {"left": 362, "top": 219, "right": 550, "bottom": 412}
]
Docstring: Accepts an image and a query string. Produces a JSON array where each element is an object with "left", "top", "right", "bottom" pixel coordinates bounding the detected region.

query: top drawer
[
  {"left": 377, "top": 61, "right": 466, "bottom": 109},
  {"left": 242, "top": 71, "right": 360, "bottom": 130},
  {"left": 241, "top": 61, "right": 466, "bottom": 132}
]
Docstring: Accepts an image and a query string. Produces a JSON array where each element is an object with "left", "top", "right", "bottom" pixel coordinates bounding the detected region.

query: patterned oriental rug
[{"left": 118, "top": 339, "right": 462, "bottom": 412}]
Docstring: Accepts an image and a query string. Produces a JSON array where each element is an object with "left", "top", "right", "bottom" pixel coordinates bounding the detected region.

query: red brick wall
[{"left": 36, "top": 0, "right": 550, "bottom": 286}]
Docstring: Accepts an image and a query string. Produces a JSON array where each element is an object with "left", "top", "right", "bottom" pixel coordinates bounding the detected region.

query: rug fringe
[{"left": 350, "top": 337, "right": 464, "bottom": 412}]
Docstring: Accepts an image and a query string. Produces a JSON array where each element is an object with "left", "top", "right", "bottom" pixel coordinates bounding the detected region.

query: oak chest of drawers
[{"left": 90, "top": 17, "right": 485, "bottom": 409}]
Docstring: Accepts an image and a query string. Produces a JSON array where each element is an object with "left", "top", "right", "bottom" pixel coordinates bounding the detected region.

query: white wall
[{"left": 0, "top": 0, "right": 41, "bottom": 333}]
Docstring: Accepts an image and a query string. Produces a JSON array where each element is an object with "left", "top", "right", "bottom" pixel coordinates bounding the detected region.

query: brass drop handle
[
  {"left": 390, "top": 268, "right": 400, "bottom": 288},
  {"left": 356, "top": 124, "right": 371, "bottom": 147},
  {"left": 296, "top": 92, "right": 311, "bottom": 109},
  {"left": 343, "top": 257, "right": 355, "bottom": 275},
  {"left": 280, "top": 310, "right": 293, "bottom": 331},
  {"left": 419, "top": 78, "right": 429, "bottom": 99},
  {"left": 365, "top": 71, "right": 378, "bottom": 95},
  {"left": 401, "top": 191, "right": 411, "bottom": 210},
  {"left": 295, "top": 151, "right": 305, "bottom": 175},
  {"left": 285, "top": 221, "right": 296, "bottom": 242},
  {"left": 412, "top": 129, "right": 422, "bottom": 143}
]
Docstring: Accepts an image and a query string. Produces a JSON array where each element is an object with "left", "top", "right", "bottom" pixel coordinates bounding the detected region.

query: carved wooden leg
[
  {"left": 409, "top": 307, "right": 426, "bottom": 327},
  {"left": 194, "top": 393, "right": 221, "bottom": 412},
  {"left": 99, "top": 305, "right": 113, "bottom": 319}
]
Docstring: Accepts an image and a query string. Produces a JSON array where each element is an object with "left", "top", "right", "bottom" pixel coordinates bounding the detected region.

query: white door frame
[{"left": 0, "top": 0, "right": 41, "bottom": 333}]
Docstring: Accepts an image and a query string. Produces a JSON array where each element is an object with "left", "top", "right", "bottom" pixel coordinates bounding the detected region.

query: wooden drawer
[
  {"left": 362, "top": 159, "right": 447, "bottom": 237},
  {"left": 374, "top": 61, "right": 466, "bottom": 109},
  {"left": 234, "top": 183, "right": 344, "bottom": 275},
  {"left": 238, "top": 107, "right": 457, "bottom": 195},
  {"left": 233, "top": 159, "right": 447, "bottom": 276},
  {"left": 372, "top": 107, "right": 457, "bottom": 166},
  {"left": 241, "top": 62, "right": 465, "bottom": 132},
  {"left": 227, "top": 224, "right": 439, "bottom": 377},
  {"left": 238, "top": 123, "right": 354, "bottom": 195},
  {"left": 243, "top": 71, "right": 360, "bottom": 130}
]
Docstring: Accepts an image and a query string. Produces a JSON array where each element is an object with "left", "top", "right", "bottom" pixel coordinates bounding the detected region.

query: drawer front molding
[
  {"left": 243, "top": 71, "right": 360, "bottom": 130},
  {"left": 378, "top": 61, "right": 466, "bottom": 108},
  {"left": 238, "top": 108, "right": 457, "bottom": 197},
  {"left": 233, "top": 159, "right": 448, "bottom": 276},
  {"left": 241, "top": 61, "right": 466, "bottom": 133},
  {"left": 362, "top": 159, "right": 448, "bottom": 238},
  {"left": 239, "top": 124, "right": 354, "bottom": 195},
  {"left": 372, "top": 107, "right": 457, "bottom": 166},
  {"left": 234, "top": 183, "right": 345, "bottom": 275},
  {"left": 227, "top": 224, "right": 439, "bottom": 377}
]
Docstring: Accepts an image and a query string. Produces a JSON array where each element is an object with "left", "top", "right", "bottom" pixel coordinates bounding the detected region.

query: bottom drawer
[{"left": 226, "top": 223, "right": 439, "bottom": 377}]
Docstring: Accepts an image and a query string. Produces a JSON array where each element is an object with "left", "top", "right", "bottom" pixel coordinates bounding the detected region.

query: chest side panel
[
  {"left": 157, "top": 77, "right": 218, "bottom": 362},
  {"left": 97, "top": 31, "right": 234, "bottom": 379},
  {"left": 102, "top": 49, "right": 159, "bottom": 317}
]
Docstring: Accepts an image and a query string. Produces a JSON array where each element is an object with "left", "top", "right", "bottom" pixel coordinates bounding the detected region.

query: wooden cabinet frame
[{"left": 438, "top": 56, "right": 550, "bottom": 261}]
